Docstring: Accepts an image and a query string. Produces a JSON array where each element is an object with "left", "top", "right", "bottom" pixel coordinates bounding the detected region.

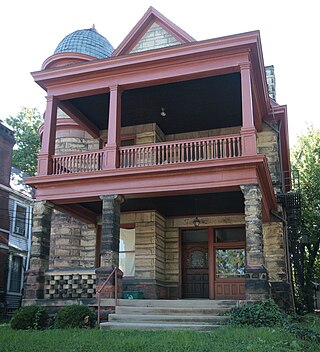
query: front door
[
  {"left": 181, "top": 227, "right": 245, "bottom": 299},
  {"left": 182, "top": 229, "right": 209, "bottom": 298}
]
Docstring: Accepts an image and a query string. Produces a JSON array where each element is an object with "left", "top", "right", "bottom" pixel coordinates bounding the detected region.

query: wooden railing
[
  {"left": 50, "top": 135, "right": 242, "bottom": 175},
  {"left": 52, "top": 150, "right": 103, "bottom": 175},
  {"left": 119, "top": 134, "right": 241, "bottom": 168}
]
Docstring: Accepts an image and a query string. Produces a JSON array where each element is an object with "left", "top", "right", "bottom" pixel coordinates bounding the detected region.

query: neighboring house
[
  {"left": 6, "top": 168, "right": 33, "bottom": 313},
  {"left": 0, "top": 122, "right": 33, "bottom": 315},
  {"left": 24, "top": 7, "right": 294, "bottom": 312},
  {"left": 0, "top": 122, "right": 15, "bottom": 316}
]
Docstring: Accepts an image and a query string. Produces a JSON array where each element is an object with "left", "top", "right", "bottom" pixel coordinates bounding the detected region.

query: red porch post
[
  {"left": 103, "top": 85, "right": 122, "bottom": 169},
  {"left": 37, "top": 96, "right": 58, "bottom": 176},
  {"left": 240, "top": 62, "right": 257, "bottom": 156}
]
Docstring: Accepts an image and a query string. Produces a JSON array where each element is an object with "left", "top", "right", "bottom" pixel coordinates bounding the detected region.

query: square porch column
[
  {"left": 103, "top": 85, "right": 122, "bottom": 170},
  {"left": 240, "top": 62, "right": 257, "bottom": 156},
  {"left": 241, "top": 184, "right": 269, "bottom": 300},
  {"left": 95, "top": 195, "right": 124, "bottom": 299},
  {"left": 23, "top": 201, "right": 53, "bottom": 301},
  {"left": 37, "top": 96, "right": 58, "bottom": 176}
]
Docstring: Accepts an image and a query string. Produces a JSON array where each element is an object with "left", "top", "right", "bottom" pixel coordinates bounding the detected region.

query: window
[
  {"left": 14, "top": 204, "right": 28, "bottom": 236},
  {"left": 9, "top": 255, "right": 24, "bottom": 293},
  {"left": 119, "top": 228, "right": 135, "bottom": 276},
  {"left": 216, "top": 248, "right": 245, "bottom": 278}
]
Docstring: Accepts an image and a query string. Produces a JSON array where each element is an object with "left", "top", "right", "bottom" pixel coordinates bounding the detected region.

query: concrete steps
[{"left": 100, "top": 299, "right": 237, "bottom": 331}]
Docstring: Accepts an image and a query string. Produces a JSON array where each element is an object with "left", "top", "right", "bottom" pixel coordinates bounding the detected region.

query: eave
[{"left": 26, "top": 155, "right": 276, "bottom": 221}]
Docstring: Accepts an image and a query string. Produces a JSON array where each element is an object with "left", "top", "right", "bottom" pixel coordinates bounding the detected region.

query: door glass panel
[
  {"left": 216, "top": 248, "right": 245, "bottom": 278},
  {"left": 182, "top": 229, "right": 208, "bottom": 243},
  {"left": 187, "top": 250, "right": 208, "bottom": 269},
  {"left": 216, "top": 228, "right": 245, "bottom": 242}
]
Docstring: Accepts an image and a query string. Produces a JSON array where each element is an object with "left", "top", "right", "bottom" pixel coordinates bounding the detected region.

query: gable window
[
  {"left": 9, "top": 255, "right": 24, "bottom": 293},
  {"left": 119, "top": 228, "right": 135, "bottom": 276},
  {"left": 14, "top": 204, "right": 28, "bottom": 236}
]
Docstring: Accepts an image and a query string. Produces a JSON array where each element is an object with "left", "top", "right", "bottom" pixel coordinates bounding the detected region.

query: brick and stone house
[{"left": 24, "top": 7, "right": 293, "bottom": 313}]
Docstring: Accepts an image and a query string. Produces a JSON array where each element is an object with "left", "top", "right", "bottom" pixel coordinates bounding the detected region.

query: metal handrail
[{"left": 97, "top": 267, "right": 118, "bottom": 324}]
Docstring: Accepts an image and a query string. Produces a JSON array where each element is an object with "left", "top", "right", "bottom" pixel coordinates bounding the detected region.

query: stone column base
[
  {"left": 245, "top": 265, "right": 270, "bottom": 300},
  {"left": 270, "top": 281, "right": 294, "bottom": 311},
  {"left": 95, "top": 267, "right": 123, "bottom": 299},
  {"left": 23, "top": 269, "right": 46, "bottom": 300}
]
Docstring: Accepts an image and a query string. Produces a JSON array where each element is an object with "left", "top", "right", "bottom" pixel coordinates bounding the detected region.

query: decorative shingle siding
[{"left": 130, "top": 22, "right": 181, "bottom": 54}]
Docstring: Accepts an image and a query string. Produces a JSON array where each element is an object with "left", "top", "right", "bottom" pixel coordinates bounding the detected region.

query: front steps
[{"left": 100, "top": 299, "right": 239, "bottom": 331}]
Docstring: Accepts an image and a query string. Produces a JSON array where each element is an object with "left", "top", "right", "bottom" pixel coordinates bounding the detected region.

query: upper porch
[{"left": 26, "top": 31, "right": 287, "bottom": 220}]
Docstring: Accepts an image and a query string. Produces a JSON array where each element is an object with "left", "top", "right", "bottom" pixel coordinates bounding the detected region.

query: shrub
[
  {"left": 11, "top": 305, "right": 48, "bottom": 330},
  {"left": 229, "top": 299, "right": 285, "bottom": 327},
  {"left": 55, "top": 305, "right": 96, "bottom": 328}
]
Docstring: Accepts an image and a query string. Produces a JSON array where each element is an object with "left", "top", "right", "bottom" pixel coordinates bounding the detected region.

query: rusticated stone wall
[
  {"left": 49, "top": 211, "right": 96, "bottom": 269},
  {"left": 257, "top": 123, "right": 282, "bottom": 192},
  {"left": 24, "top": 201, "right": 53, "bottom": 300}
]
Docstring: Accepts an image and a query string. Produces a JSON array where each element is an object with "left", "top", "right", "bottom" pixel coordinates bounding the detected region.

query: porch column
[
  {"left": 99, "top": 195, "right": 123, "bottom": 267},
  {"left": 38, "top": 96, "right": 58, "bottom": 176},
  {"left": 95, "top": 195, "right": 123, "bottom": 300},
  {"left": 241, "top": 184, "right": 269, "bottom": 300},
  {"left": 104, "top": 85, "right": 122, "bottom": 170},
  {"left": 240, "top": 62, "right": 257, "bottom": 156},
  {"left": 23, "top": 201, "right": 53, "bottom": 300}
]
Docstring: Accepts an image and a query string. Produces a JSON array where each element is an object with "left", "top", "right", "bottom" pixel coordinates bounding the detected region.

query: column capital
[
  {"left": 239, "top": 61, "right": 251, "bottom": 71},
  {"left": 109, "top": 84, "right": 123, "bottom": 93},
  {"left": 100, "top": 194, "right": 124, "bottom": 204}
]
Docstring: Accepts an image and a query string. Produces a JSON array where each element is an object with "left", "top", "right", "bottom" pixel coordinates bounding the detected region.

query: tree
[
  {"left": 6, "top": 107, "right": 42, "bottom": 176},
  {"left": 291, "top": 126, "right": 320, "bottom": 312}
]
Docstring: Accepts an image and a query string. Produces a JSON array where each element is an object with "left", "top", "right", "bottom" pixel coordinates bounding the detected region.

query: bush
[
  {"left": 55, "top": 305, "right": 96, "bottom": 328},
  {"left": 229, "top": 299, "right": 285, "bottom": 327},
  {"left": 11, "top": 305, "right": 48, "bottom": 330}
]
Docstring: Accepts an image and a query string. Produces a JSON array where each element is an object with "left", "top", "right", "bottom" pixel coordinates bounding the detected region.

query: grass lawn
[{"left": 0, "top": 317, "right": 320, "bottom": 352}]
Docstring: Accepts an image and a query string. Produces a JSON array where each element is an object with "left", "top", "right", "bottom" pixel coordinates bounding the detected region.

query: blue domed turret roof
[{"left": 54, "top": 27, "right": 114, "bottom": 59}]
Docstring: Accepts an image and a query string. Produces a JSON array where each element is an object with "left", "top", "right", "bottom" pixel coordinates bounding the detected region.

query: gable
[
  {"left": 130, "top": 22, "right": 182, "bottom": 54},
  {"left": 113, "top": 7, "right": 195, "bottom": 56}
]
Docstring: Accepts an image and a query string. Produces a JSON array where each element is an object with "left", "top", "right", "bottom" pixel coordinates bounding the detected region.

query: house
[
  {"left": 0, "top": 123, "right": 33, "bottom": 316},
  {"left": 24, "top": 7, "right": 293, "bottom": 312},
  {"left": 0, "top": 122, "right": 15, "bottom": 316},
  {"left": 6, "top": 168, "right": 33, "bottom": 313}
]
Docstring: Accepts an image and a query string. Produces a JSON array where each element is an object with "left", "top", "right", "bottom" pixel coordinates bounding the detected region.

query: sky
[{"left": 0, "top": 0, "right": 318, "bottom": 147}]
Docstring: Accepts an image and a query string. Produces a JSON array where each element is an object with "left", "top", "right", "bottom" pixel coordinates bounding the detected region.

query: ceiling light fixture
[
  {"left": 193, "top": 216, "right": 201, "bottom": 227},
  {"left": 160, "top": 107, "right": 166, "bottom": 117}
]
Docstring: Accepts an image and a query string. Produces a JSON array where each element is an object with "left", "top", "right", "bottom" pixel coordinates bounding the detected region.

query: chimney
[{"left": 265, "top": 65, "right": 276, "bottom": 101}]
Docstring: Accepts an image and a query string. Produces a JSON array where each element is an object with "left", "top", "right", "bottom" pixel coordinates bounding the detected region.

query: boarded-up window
[{"left": 119, "top": 228, "right": 135, "bottom": 276}]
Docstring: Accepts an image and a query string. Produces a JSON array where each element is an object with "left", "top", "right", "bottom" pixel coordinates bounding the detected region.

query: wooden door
[{"left": 182, "top": 243, "right": 209, "bottom": 298}]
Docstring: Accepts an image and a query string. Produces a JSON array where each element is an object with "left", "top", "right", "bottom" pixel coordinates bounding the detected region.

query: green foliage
[
  {"left": 6, "top": 107, "right": 42, "bottom": 176},
  {"left": 55, "top": 305, "right": 96, "bottom": 328},
  {"left": 10, "top": 305, "right": 48, "bottom": 330},
  {"left": 229, "top": 299, "right": 285, "bottom": 327},
  {"left": 291, "top": 126, "right": 320, "bottom": 312},
  {"left": 283, "top": 324, "right": 320, "bottom": 343}
]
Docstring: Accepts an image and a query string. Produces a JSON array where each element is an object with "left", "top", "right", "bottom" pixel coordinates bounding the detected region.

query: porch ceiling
[
  {"left": 79, "top": 191, "right": 244, "bottom": 217},
  {"left": 65, "top": 72, "right": 242, "bottom": 134}
]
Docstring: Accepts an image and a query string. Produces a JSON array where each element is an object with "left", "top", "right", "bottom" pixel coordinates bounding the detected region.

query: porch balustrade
[
  {"left": 52, "top": 150, "right": 104, "bottom": 174},
  {"left": 49, "top": 135, "right": 242, "bottom": 175},
  {"left": 120, "top": 134, "right": 241, "bottom": 168}
]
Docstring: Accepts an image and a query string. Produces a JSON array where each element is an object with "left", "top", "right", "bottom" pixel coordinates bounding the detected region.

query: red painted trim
[
  {"left": 42, "top": 52, "right": 96, "bottom": 70},
  {"left": 26, "top": 155, "right": 276, "bottom": 219},
  {"left": 39, "top": 118, "right": 81, "bottom": 136},
  {"left": 113, "top": 6, "right": 195, "bottom": 56}
]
